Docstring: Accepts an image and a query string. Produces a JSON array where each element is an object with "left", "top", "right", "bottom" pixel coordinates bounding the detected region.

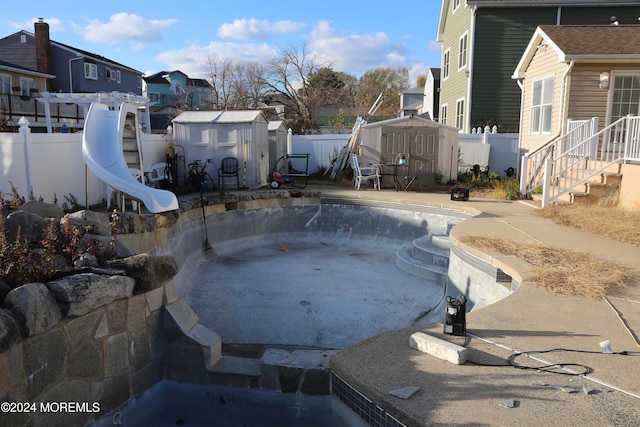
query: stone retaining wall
[{"left": 0, "top": 190, "right": 322, "bottom": 426}]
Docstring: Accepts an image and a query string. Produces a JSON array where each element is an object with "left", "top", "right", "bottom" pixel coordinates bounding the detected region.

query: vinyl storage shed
[
  {"left": 268, "top": 120, "right": 288, "bottom": 171},
  {"left": 172, "top": 110, "right": 270, "bottom": 189},
  {"left": 359, "top": 115, "right": 459, "bottom": 185}
]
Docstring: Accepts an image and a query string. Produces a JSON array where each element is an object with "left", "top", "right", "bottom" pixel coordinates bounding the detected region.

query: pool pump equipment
[{"left": 444, "top": 296, "right": 466, "bottom": 336}]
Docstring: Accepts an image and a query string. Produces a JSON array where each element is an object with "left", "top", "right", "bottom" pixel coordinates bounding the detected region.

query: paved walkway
[{"left": 313, "top": 186, "right": 640, "bottom": 427}]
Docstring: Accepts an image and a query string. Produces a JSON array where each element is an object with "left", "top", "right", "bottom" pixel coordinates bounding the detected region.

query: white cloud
[
  {"left": 154, "top": 19, "right": 433, "bottom": 83},
  {"left": 72, "top": 13, "right": 177, "bottom": 44},
  {"left": 156, "top": 41, "right": 276, "bottom": 79},
  {"left": 8, "top": 17, "right": 64, "bottom": 32},
  {"left": 218, "top": 18, "right": 306, "bottom": 40},
  {"left": 308, "top": 21, "right": 409, "bottom": 76}
]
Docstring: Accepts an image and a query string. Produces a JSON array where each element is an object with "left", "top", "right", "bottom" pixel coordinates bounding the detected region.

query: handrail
[
  {"left": 520, "top": 118, "right": 598, "bottom": 196},
  {"left": 522, "top": 115, "right": 640, "bottom": 207}
]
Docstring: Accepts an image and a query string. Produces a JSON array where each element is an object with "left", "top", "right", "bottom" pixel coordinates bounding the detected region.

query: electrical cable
[{"left": 464, "top": 344, "right": 633, "bottom": 377}]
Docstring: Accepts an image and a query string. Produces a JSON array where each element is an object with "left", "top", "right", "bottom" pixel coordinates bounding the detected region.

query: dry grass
[
  {"left": 459, "top": 236, "right": 629, "bottom": 299},
  {"left": 537, "top": 203, "right": 640, "bottom": 246}
]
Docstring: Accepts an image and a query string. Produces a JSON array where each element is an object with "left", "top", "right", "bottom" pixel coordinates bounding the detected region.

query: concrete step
[
  {"left": 207, "top": 348, "right": 334, "bottom": 395},
  {"left": 395, "top": 245, "right": 448, "bottom": 283},
  {"left": 412, "top": 233, "right": 450, "bottom": 267}
]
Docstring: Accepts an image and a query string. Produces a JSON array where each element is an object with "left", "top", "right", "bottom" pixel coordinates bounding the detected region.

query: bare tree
[
  {"left": 204, "top": 56, "right": 267, "bottom": 110},
  {"left": 262, "top": 43, "right": 334, "bottom": 134}
]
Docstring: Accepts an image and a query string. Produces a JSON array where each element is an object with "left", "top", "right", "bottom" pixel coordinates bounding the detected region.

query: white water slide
[{"left": 82, "top": 102, "right": 179, "bottom": 213}]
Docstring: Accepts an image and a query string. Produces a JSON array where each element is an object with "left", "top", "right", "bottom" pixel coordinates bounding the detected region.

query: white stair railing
[
  {"left": 526, "top": 115, "right": 640, "bottom": 207},
  {"left": 520, "top": 117, "right": 598, "bottom": 196}
]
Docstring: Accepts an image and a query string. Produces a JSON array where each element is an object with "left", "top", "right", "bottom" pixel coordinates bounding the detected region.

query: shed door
[{"left": 381, "top": 126, "right": 439, "bottom": 184}]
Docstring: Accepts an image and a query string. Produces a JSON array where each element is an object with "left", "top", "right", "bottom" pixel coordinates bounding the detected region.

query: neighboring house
[
  {"left": 0, "top": 59, "right": 55, "bottom": 128},
  {"left": 513, "top": 24, "right": 640, "bottom": 208},
  {"left": 399, "top": 87, "right": 425, "bottom": 117},
  {"left": 513, "top": 24, "right": 640, "bottom": 154},
  {"left": 436, "top": 0, "right": 640, "bottom": 133},
  {"left": 143, "top": 70, "right": 212, "bottom": 111},
  {"left": 423, "top": 68, "right": 441, "bottom": 122},
  {"left": 0, "top": 59, "right": 53, "bottom": 96},
  {"left": 0, "top": 19, "right": 143, "bottom": 94}
]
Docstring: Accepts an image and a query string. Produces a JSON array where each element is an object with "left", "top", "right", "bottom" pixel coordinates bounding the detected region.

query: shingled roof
[
  {"left": 513, "top": 24, "right": 640, "bottom": 78},
  {"left": 539, "top": 24, "right": 640, "bottom": 56}
]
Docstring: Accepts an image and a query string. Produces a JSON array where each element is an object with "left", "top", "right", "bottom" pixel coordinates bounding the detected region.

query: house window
[
  {"left": 0, "top": 74, "right": 11, "bottom": 94},
  {"left": 84, "top": 63, "right": 98, "bottom": 80},
  {"left": 148, "top": 93, "right": 159, "bottom": 103},
  {"left": 458, "top": 33, "right": 468, "bottom": 70},
  {"left": 441, "top": 104, "right": 448, "bottom": 125},
  {"left": 610, "top": 74, "right": 640, "bottom": 122},
  {"left": 530, "top": 76, "right": 554, "bottom": 133},
  {"left": 443, "top": 49, "right": 450, "bottom": 80},
  {"left": 456, "top": 98, "right": 465, "bottom": 130},
  {"left": 137, "top": 76, "right": 142, "bottom": 89},
  {"left": 453, "top": 0, "right": 461, "bottom": 12},
  {"left": 19, "top": 77, "right": 35, "bottom": 97},
  {"left": 116, "top": 70, "right": 121, "bottom": 84}
]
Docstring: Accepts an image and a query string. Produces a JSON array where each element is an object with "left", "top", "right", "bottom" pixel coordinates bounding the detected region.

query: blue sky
[{"left": 1, "top": 1, "right": 443, "bottom": 85}]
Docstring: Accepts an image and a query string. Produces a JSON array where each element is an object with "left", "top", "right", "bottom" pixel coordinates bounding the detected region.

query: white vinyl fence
[
  {"left": 458, "top": 129, "right": 520, "bottom": 178},
  {"left": 1, "top": 120, "right": 169, "bottom": 208},
  {"left": 288, "top": 133, "right": 351, "bottom": 174}
]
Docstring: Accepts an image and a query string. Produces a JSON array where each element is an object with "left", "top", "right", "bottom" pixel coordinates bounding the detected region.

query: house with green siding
[{"left": 436, "top": 0, "right": 640, "bottom": 133}]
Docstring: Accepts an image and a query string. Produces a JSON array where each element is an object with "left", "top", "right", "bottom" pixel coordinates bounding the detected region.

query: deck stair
[
  {"left": 395, "top": 232, "right": 450, "bottom": 284},
  {"left": 521, "top": 115, "right": 640, "bottom": 207},
  {"left": 569, "top": 172, "right": 622, "bottom": 205}
]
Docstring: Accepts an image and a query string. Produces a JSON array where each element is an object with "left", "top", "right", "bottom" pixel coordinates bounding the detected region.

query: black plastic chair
[{"left": 218, "top": 157, "right": 240, "bottom": 189}]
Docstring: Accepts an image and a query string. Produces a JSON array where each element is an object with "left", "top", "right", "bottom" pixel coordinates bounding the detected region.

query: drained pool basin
[{"left": 175, "top": 199, "right": 471, "bottom": 350}]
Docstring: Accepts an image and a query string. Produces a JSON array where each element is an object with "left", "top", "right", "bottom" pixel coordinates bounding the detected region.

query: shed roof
[
  {"left": 172, "top": 110, "right": 267, "bottom": 124},
  {"left": 268, "top": 120, "right": 286, "bottom": 131},
  {"left": 513, "top": 25, "right": 640, "bottom": 78},
  {"left": 362, "top": 114, "right": 458, "bottom": 132}
]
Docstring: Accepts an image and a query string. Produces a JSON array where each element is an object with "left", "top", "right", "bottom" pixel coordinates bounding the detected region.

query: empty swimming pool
[
  {"left": 90, "top": 198, "right": 474, "bottom": 427},
  {"left": 177, "top": 199, "right": 471, "bottom": 350}
]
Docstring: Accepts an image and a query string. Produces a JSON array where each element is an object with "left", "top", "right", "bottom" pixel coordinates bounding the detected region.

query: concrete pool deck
[{"left": 309, "top": 186, "right": 640, "bottom": 426}]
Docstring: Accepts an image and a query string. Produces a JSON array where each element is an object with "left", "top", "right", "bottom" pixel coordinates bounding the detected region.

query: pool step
[
  {"left": 395, "top": 233, "right": 450, "bottom": 283},
  {"left": 412, "top": 233, "right": 451, "bottom": 266},
  {"left": 206, "top": 347, "right": 337, "bottom": 396}
]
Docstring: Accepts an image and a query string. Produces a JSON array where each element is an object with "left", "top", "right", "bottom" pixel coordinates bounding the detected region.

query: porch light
[{"left": 599, "top": 72, "right": 610, "bottom": 89}]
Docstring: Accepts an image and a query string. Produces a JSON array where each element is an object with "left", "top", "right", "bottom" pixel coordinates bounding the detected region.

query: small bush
[
  {"left": 0, "top": 215, "right": 55, "bottom": 287},
  {"left": 1, "top": 189, "right": 121, "bottom": 288}
]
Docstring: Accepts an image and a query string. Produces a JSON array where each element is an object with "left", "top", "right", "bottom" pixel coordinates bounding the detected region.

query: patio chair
[
  {"left": 351, "top": 154, "right": 380, "bottom": 190},
  {"left": 218, "top": 157, "right": 240, "bottom": 189},
  {"left": 145, "top": 162, "right": 169, "bottom": 188}
]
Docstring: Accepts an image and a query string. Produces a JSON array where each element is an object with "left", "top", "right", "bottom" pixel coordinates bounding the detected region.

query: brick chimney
[{"left": 34, "top": 18, "right": 51, "bottom": 74}]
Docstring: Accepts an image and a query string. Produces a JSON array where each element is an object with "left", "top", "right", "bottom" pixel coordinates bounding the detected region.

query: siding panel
[
  {"left": 520, "top": 44, "right": 567, "bottom": 153},
  {"left": 472, "top": 8, "right": 558, "bottom": 133}
]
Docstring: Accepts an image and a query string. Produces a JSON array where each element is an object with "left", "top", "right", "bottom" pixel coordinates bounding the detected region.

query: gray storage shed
[
  {"left": 268, "top": 120, "right": 288, "bottom": 172},
  {"left": 359, "top": 115, "right": 459, "bottom": 185}
]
